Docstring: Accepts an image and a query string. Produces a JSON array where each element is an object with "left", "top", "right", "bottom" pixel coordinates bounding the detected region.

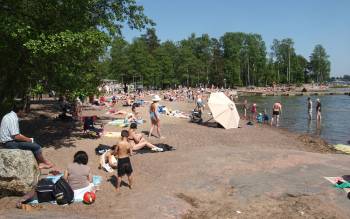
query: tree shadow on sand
[{"left": 18, "top": 100, "right": 90, "bottom": 149}]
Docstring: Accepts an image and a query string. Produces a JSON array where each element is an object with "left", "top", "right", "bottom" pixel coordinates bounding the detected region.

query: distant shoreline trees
[{"left": 106, "top": 30, "right": 331, "bottom": 88}]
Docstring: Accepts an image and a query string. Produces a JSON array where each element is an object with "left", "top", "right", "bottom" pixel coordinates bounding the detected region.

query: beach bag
[
  {"left": 36, "top": 178, "right": 55, "bottom": 203},
  {"left": 53, "top": 177, "right": 74, "bottom": 205},
  {"left": 95, "top": 144, "right": 111, "bottom": 155}
]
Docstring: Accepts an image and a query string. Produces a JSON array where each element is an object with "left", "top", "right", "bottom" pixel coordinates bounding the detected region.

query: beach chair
[{"left": 82, "top": 116, "right": 103, "bottom": 138}]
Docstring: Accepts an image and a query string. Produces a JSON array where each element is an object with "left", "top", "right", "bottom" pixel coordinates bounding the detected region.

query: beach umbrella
[{"left": 208, "top": 92, "right": 240, "bottom": 129}]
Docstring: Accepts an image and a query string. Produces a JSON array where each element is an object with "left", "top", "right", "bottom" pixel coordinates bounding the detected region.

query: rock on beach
[{"left": 0, "top": 149, "right": 39, "bottom": 196}]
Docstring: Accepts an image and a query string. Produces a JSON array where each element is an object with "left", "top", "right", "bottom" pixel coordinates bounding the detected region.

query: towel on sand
[
  {"left": 29, "top": 175, "right": 102, "bottom": 204},
  {"left": 324, "top": 176, "right": 350, "bottom": 193},
  {"left": 334, "top": 144, "right": 350, "bottom": 154},
  {"left": 103, "top": 131, "right": 122, "bottom": 138}
]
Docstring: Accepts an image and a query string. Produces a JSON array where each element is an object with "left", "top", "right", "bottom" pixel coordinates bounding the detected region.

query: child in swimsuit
[{"left": 114, "top": 130, "right": 133, "bottom": 192}]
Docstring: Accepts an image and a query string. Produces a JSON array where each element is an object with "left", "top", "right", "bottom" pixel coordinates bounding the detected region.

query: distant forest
[{"left": 103, "top": 28, "right": 331, "bottom": 88}]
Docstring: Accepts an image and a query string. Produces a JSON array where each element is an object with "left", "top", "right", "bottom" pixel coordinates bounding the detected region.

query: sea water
[{"left": 242, "top": 93, "right": 350, "bottom": 145}]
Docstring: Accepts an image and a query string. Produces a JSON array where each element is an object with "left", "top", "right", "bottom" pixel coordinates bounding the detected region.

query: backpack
[
  {"left": 53, "top": 177, "right": 74, "bottom": 205},
  {"left": 36, "top": 178, "right": 55, "bottom": 203}
]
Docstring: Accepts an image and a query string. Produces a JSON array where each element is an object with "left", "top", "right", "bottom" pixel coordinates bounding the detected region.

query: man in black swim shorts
[{"left": 114, "top": 130, "right": 133, "bottom": 191}]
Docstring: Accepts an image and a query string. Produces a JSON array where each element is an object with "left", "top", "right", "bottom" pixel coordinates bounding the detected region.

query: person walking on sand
[
  {"left": 114, "top": 130, "right": 133, "bottom": 192},
  {"left": 270, "top": 101, "right": 282, "bottom": 127},
  {"left": 148, "top": 95, "right": 164, "bottom": 138},
  {"left": 0, "top": 103, "right": 54, "bottom": 169},
  {"left": 307, "top": 97, "right": 312, "bottom": 120},
  {"left": 316, "top": 98, "right": 322, "bottom": 122}
]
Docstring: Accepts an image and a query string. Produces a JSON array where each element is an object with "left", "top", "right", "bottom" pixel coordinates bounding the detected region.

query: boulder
[{"left": 0, "top": 149, "right": 39, "bottom": 196}]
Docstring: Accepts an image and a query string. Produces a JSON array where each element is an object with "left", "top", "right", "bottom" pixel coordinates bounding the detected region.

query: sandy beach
[{"left": 0, "top": 98, "right": 349, "bottom": 219}]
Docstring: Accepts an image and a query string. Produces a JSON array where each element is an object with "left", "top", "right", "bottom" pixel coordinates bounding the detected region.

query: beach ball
[{"left": 83, "top": 192, "right": 96, "bottom": 204}]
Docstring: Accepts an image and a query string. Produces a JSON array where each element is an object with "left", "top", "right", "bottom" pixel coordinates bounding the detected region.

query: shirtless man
[
  {"left": 270, "top": 101, "right": 282, "bottom": 127},
  {"left": 128, "top": 123, "right": 163, "bottom": 152},
  {"left": 114, "top": 130, "right": 133, "bottom": 191}
]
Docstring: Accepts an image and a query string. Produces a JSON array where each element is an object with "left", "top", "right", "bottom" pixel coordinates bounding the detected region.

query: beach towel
[
  {"left": 29, "top": 175, "right": 102, "bottom": 204},
  {"left": 334, "top": 144, "right": 350, "bottom": 154},
  {"left": 155, "top": 143, "right": 176, "bottom": 151},
  {"left": 103, "top": 132, "right": 122, "bottom": 138},
  {"left": 107, "top": 119, "right": 130, "bottom": 127},
  {"left": 107, "top": 119, "right": 143, "bottom": 127},
  {"left": 324, "top": 176, "right": 350, "bottom": 195}
]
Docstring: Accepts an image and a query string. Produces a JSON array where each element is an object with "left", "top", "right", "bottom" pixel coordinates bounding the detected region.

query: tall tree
[
  {"left": 310, "top": 44, "right": 330, "bottom": 82},
  {"left": 141, "top": 28, "right": 160, "bottom": 54},
  {"left": 110, "top": 37, "right": 131, "bottom": 81},
  {"left": 0, "top": 0, "right": 153, "bottom": 113}
]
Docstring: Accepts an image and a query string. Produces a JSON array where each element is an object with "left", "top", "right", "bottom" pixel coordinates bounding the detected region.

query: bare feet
[
  {"left": 115, "top": 187, "right": 120, "bottom": 192},
  {"left": 129, "top": 184, "right": 132, "bottom": 190},
  {"left": 49, "top": 170, "right": 61, "bottom": 175},
  {"left": 38, "top": 163, "right": 53, "bottom": 169}
]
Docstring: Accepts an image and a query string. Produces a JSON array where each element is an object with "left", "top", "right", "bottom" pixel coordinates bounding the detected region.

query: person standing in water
[
  {"left": 270, "top": 101, "right": 282, "bottom": 127},
  {"left": 307, "top": 97, "right": 312, "bottom": 120},
  {"left": 316, "top": 98, "right": 322, "bottom": 121},
  {"left": 243, "top": 99, "right": 248, "bottom": 119},
  {"left": 250, "top": 103, "right": 257, "bottom": 122}
]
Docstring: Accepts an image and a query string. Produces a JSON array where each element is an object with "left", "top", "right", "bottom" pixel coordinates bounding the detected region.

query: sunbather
[
  {"left": 128, "top": 123, "right": 163, "bottom": 152},
  {"left": 99, "top": 145, "right": 118, "bottom": 173}
]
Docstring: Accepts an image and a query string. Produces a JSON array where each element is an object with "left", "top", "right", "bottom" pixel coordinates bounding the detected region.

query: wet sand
[{"left": 0, "top": 99, "right": 349, "bottom": 219}]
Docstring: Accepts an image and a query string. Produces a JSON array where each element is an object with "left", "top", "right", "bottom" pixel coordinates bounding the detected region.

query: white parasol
[{"left": 208, "top": 92, "right": 240, "bottom": 129}]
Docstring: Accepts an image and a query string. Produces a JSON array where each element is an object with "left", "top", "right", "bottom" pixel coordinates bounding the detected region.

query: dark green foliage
[
  {"left": 0, "top": 0, "right": 153, "bottom": 114},
  {"left": 108, "top": 31, "right": 328, "bottom": 89}
]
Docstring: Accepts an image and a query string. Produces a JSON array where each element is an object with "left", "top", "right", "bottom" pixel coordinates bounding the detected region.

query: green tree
[
  {"left": 110, "top": 37, "right": 131, "bottom": 81},
  {"left": 221, "top": 32, "right": 245, "bottom": 86},
  {"left": 155, "top": 41, "right": 178, "bottom": 88},
  {"left": 0, "top": 0, "right": 153, "bottom": 113},
  {"left": 310, "top": 44, "right": 330, "bottom": 82}
]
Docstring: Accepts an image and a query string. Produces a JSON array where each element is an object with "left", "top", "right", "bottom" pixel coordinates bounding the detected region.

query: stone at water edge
[{"left": 0, "top": 149, "right": 39, "bottom": 196}]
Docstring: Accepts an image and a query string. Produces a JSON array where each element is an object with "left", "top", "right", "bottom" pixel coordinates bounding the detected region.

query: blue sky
[{"left": 122, "top": 0, "right": 350, "bottom": 77}]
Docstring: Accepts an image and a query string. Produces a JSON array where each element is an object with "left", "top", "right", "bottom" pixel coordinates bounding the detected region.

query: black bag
[
  {"left": 54, "top": 177, "right": 74, "bottom": 205},
  {"left": 36, "top": 178, "right": 55, "bottom": 203},
  {"left": 53, "top": 177, "right": 74, "bottom": 205},
  {"left": 95, "top": 144, "right": 111, "bottom": 155}
]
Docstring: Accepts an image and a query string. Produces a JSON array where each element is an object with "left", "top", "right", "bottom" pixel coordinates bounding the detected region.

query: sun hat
[
  {"left": 316, "top": 98, "right": 320, "bottom": 102},
  {"left": 152, "top": 95, "right": 161, "bottom": 102}
]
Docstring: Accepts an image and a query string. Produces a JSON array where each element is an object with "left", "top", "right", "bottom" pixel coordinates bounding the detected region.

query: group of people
[{"left": 242, "top": 96, "right": 322, "bottom": 127}]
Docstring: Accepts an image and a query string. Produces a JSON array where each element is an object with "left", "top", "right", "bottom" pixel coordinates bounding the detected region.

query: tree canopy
[
  {"left": 0, "top": 0, "right": 153, "bottom": 113},
  {"left": 107, "top": 31, "right": 330, "bottom": 88}
]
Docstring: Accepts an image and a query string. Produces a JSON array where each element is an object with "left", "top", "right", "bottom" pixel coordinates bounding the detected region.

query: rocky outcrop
[{"left": 0, "top": 149, "right": 39, "bottom": 196}]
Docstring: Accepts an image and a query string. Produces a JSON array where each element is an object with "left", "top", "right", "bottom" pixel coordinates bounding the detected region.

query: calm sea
[{"left": 241, "top": 91, "right": 350, "bottom": 145}]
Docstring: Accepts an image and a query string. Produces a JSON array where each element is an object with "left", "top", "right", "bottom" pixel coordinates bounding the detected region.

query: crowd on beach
[{"left": 0, "top": 83, "right": 325, "bottom": 208}]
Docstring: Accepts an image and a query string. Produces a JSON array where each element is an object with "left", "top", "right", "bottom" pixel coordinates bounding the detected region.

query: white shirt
[{"left": 0, "top": 111, "right": 20, "bottom": 143}]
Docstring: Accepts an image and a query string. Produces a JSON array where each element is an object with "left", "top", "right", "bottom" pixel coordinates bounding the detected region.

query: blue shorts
[{"left": 4, "top": 141, "right": 42, "bottom": 155}]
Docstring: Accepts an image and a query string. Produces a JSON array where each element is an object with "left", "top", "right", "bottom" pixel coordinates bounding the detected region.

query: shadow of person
[
  {"left": 141, "top": 131, "right": 150, "bottom": 136},
  {"left": 107, "top": 175, "right": 129, "bottom": 188}
]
